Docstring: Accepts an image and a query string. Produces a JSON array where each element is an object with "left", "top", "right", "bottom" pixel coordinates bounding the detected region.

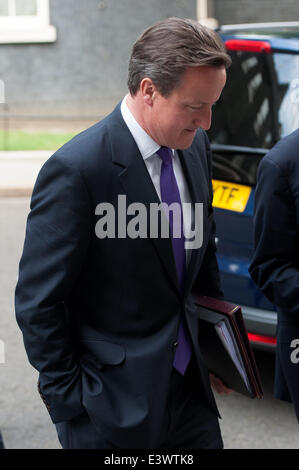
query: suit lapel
[{"left": 107, "top": 105, "right": 180, "bottom": 294}]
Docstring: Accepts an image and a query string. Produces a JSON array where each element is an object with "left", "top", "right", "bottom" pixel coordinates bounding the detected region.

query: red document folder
[{"left": 193, "top": 294, "right": 263, "bottom": 399}]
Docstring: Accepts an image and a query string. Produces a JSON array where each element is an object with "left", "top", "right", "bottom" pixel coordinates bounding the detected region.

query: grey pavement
[
  {"left": 0, "top": 196, "right": 60, "bottom": 449},
  {"left": 0, "top": 152, "right": 59, "bottom": 449},
  {"left": 0, "top": 153, "right": 299, "bottom": 449},
  {"left": 0, "top": 151, "right": 51, "bottom": 197}
]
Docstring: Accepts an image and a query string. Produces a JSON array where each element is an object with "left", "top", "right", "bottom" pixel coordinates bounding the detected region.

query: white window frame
[
  {"left": 0, "top": 0, "right": 56, "bottom": 44},
  {"left": 197, "top": 0, "right": 218, "bottom": 29}
]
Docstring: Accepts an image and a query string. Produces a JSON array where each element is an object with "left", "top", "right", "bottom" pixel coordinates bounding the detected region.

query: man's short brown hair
[{"left": 127, "top": 17, "right": 231, "bottom": 97}]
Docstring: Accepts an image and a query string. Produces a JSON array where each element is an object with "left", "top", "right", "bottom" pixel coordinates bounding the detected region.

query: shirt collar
[{"left": 120, "top": 94, "right": 160, "bottom": 160}]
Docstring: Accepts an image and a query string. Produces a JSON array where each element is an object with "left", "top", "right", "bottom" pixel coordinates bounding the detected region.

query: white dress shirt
[{"left": 120, "top": 95, "right": 193, "bottom": 264}]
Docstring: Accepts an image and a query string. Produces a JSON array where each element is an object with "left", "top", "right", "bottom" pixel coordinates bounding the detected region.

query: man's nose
[{"left": 194, "top": 107, "right": 212, "bottom": 131}]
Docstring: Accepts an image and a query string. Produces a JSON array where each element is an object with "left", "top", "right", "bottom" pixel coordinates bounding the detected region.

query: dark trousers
[{"left": 56, "top": 359, "right": 223, "bottom": 449}]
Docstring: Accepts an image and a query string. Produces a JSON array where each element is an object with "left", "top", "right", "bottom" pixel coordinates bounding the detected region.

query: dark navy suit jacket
[
  {"left": 250, "top": 128, "right": 299, "bottom": 421},
  {"left": 15, "top": 103, "right": 223, "bottom": 447}
]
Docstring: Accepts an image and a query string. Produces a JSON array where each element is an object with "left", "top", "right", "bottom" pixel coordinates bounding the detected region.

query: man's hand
[{"left": 209, "top": 373, "right": 233, "bottom": 395}]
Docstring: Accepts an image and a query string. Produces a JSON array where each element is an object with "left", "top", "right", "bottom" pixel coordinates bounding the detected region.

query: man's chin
[{"left": 175, "top": 131, "right": 197, "bottom": 150}]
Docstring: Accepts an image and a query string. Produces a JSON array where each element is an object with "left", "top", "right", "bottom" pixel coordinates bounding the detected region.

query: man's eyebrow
[{"left": 184, "top": 99, "right": 219, "bottom": 106}]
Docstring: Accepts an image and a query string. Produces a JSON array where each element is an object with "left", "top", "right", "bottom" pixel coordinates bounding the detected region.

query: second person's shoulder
[{"left": 263, "top": 128, "right": 299, "bottom": 172}]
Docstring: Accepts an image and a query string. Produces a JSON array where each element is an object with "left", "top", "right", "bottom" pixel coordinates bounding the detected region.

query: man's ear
[{"left": 140, "top": 78, "right": 156, "bottom": 106}]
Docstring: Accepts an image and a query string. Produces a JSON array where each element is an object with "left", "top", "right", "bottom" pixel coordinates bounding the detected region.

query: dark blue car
[{"left": 208, "top": 22, "right": 299, "bottom": 350}]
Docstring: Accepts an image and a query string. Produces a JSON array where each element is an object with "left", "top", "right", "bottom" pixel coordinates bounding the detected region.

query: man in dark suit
[
  {"left": 15, "top": 17, "right": 231, "bottom": 449},
  {"left": 249, "top": 128, "right": 299, "bottom": 422}
]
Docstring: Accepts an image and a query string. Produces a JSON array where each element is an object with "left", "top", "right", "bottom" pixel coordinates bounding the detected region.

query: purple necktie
[{"left": 157, "top": 146, "right": 193, "bottom": 375}]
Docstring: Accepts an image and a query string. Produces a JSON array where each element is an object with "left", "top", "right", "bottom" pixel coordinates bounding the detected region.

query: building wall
[
  {"left": 1, "top": 0, "right": 197, "bottom": 121},
  {"left": 214, "top": 0, "right": 299, "bottom": 26},
  {"left": 3, "top": 0, "right": 297, "bottom": 123}
]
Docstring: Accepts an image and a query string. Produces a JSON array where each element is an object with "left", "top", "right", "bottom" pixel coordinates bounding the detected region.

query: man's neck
[{"left": 126, "top": 94, "right": 153, "bottom": 140}]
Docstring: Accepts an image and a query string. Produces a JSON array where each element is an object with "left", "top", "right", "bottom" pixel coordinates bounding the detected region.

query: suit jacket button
[{"left": 172, "top": 341, "right": 178, "bottom": 350}]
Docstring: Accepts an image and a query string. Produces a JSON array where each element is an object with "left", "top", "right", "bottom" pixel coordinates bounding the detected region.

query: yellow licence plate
[{"left": 212, "top": 179, "right": 251, "bottom": 212}]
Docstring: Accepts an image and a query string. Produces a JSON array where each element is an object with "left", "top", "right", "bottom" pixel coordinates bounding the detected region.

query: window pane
[
  {"left": 15, "top": 0, "right": 37, "bottom": 15},
  {"left": 0, "top": 0, "right": 9, "bottom": 15},
  {"left": 209, "top": 50, "right": 299, "bottom": 152}
]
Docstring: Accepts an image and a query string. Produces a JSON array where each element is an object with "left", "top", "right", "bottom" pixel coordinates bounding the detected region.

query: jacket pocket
[{"left": 79, "top": 337, "right": 126, "bottom": 367}]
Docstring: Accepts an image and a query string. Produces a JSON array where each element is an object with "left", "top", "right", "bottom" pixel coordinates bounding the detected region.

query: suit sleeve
[
  {"left": 249, "top": 156, "right": 299, "bottom": 317},
  {"left": 15, "top": 154, "right": 92, "bottom": 423},
  {"left": 192, "top": 131, "right": 224, "bottom": 299}
]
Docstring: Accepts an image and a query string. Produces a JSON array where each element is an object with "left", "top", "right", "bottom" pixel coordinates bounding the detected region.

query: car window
[
  {"left": 208, "top": 49, "right": 299, "bottom": 186},
  {"left": 273, "top": 53, "right": 299, "bottom": 136},
  {"left": 211, "top": 148, "right": 262, "bottom": 186},
  {"left": 209, "top": 50, "right": 299, "bottom": 149}
]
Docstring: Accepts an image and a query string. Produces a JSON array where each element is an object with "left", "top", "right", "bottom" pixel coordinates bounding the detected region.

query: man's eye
[{"left": 190, "top": 105, "right": 203, "bottom": 110}]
